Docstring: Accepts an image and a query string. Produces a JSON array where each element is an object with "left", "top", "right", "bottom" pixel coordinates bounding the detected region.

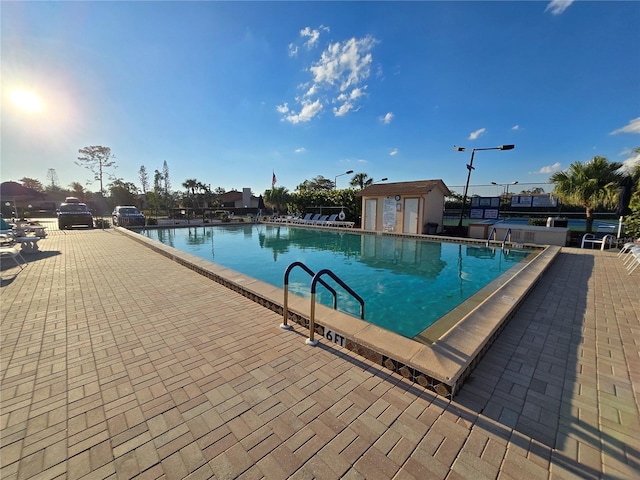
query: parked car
[
  {"left": 112, "top": 206, "right": 146, "bottom": 227},
  {"left": 57, "top": 201, "right": 94, "bottom": 229}
]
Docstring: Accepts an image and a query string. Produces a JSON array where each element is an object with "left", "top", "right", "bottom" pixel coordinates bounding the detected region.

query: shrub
[
  {"left": 623, "top": 196, "right": 639, "bottom": 238},
  {"left": 528, "top": 218, "right": 547, "bottom": 226}
]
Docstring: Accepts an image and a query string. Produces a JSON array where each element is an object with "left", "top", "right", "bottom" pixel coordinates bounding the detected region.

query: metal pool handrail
[
  {"left": 281, "top": 261, "right": 337, "bottom": 330},
  {"left": 307, "top": 269, "right": 365, "bottom": 346},
  {"left": 487, "top": 227, "right": 512, "bottom": 248}
]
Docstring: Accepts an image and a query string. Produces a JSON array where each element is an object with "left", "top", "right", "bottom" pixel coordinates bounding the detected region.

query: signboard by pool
[
  {"left": 511, "top": 194, "right": 558, "bottom": 208},
  {"left": 470, "top": 196, "right": 500, "bottom": 219}
]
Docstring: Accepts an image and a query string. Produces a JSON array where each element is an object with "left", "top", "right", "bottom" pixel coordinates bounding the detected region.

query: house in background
[
  {"left": 219, "top": 188, "right": 260, "bottom": 209},
  {"left": 169, "top": 188, "right": 261, "bottom": 219},
  {"left": 355, "top": 180, "right": 451, "bottom": 234},
  {"left": 0, "top": 181, "right": 48, "bottom": 218}
]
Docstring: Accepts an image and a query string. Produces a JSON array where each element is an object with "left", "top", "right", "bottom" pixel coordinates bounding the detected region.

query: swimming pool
[{"left": 141, "top": 224, "right": 533, "bottom": 339}]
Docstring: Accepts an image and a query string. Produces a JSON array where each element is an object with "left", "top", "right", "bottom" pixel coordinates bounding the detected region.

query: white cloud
[
  {"left": 300, "top": 27, "right": 321, "bottom": 49},
  {"left": 295, "top": 147, "right": 306, "bottom": 154},
  {"left": 304, "top": 84, "right": 318, "bottom": 98},
  {"left": 281, "top": 99, "right": 323, "bottom": 124},
  {"left": 380, "top": 112, "right": 394, "bottom": 124},
  {"left": 610, "top": 117, "right": 640, "bottom": 135},
  {"left": 389, "top": 148, "right": 398, "bottom": 156},
  {"left": 299, "top": 25, "right": 329, "bottom": 50},
  {"left": 468, "top": 128, "right": 486, "bottom": 140},
  {"left": 276, "top": 103, "right": 289, "bottom": 114},
  {"left": 620, "top": 151, "right": 640, "bottom": 174},
  {"left": 537, "top": 162, "right": 562, "bottom": 174},
  {"left": 336, "top": 87, "right": 366, "bottom": 104},
  {"left": 545, "top": 0, "right": 574, "bottom": 15},
  {"left": 279, "top": 30, "right": 378, "bottom": 124},
  {"left": 349, "top": 87, "right": 365, "bottom": 100},
  {"left": 333, "top": 102, "right": 353, "bottom": 117},
  {"left": 310, "top": 36, "right": 377, "bottom": 92},
  {"left": 288, "top": 43, "right": 298, "bottom": 57},
  {"left": 512, "top": 125, "right": 520, "bottom": 131}
]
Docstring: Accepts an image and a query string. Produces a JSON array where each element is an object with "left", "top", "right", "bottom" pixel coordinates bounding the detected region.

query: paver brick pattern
[{"left": 1, "top": 228, "right": 638, "bottom": 479}]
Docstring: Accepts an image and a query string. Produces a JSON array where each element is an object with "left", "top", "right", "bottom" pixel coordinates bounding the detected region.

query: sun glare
[{"left": 10, "top": 89, "right": 43, "bottom": 112}]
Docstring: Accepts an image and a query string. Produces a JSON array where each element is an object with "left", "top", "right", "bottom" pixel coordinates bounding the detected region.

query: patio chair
[
  {"left": 324, "top": 214, "right": 338, "bottom": 226},
  {"left": 0, "top": 245, "right": 27, "bottom": 278},
  {"left": 284, "top": 214, "right": 300, "bottom": 224},
  {"left": 0, "top": 233, "right": 15, "bottom": 247},
  {"left": 617, "top": 239, "right": 640, "bottom": 257},
  {"left": 305, "top": 214, "right": 321, "bottom": 225},
  {"left": 296, "top": 213, "right": 313, "bottom": 224},
  {"left": 581, "top": 233, "right": 615, "bottom": 250},
  {"left": 624, "top": 245, "right": 640, "bottom": 274}
]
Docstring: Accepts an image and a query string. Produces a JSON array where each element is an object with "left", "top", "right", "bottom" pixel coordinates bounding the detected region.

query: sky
[{"left": 2, "top": 0, "right": 639, "bottom": 197}]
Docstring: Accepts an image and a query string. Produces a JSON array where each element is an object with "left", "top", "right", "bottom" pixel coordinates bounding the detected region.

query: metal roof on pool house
[
  {"left": 356, "top": 179, "right": 451, "bottom": 234},
  {"left": 355, "top": 179, "right": 451, "bottom": 198}
]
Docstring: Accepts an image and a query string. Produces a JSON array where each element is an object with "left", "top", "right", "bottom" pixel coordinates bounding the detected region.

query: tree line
[{"left": 14, "top": 145, "right": 640, "bottom": 235}]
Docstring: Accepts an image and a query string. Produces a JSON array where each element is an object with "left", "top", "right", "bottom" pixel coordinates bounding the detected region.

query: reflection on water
[
  {"left": 361, "top": 235, "right": 446, "bottom": 278},
  {"left": 141, "top": 225, "right": 531, "bottom": 338}
]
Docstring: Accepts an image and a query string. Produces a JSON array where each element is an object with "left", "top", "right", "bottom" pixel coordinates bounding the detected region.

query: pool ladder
[
  {"left": 281, "top": 261, "right": 364, "bottom": 346},
  {"left": 487, "top": 227, "right": 512, "bottom": 248}
]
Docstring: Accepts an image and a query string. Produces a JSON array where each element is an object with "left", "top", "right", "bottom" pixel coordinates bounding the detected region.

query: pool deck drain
[{"left": 120, "top": 227, "right": 558, "bottom": 399}]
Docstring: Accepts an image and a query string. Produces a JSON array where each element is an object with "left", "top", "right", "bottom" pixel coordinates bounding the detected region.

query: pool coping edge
[{"left": 117, "top": 226, "right": 559, "bottom": 399}]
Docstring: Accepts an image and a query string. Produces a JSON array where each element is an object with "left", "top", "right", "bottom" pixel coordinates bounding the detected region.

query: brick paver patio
[{"left": 1, "top": 228, "right": 638, "bottom": 479}]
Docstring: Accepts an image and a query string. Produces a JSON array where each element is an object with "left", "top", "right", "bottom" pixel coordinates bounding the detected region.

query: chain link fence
[{"left": 446, "top": 181, "right": 553, "bottom": 199}]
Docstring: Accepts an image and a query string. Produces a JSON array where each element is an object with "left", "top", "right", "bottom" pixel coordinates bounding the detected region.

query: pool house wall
[{"left": 356, "top": 179, "right": 451, "bottom": 234}]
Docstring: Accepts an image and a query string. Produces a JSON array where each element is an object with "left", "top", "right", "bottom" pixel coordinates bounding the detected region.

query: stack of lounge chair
[
  {"left": 619, "top": 239, "right": 640, "bottom": 274},
  {"left": 269, "top": 212, "right": 355, "bottom": 228}
]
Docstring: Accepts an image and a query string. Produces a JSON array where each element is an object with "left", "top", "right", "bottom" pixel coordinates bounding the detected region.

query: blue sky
[{"left": 2, "top": 1, "right": 639, "bottom": 197}]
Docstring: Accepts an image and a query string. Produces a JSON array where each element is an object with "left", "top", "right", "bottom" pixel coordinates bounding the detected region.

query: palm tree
[
  {"left": 350, "top": 173, "right": 372, "bottom": 189},
  {"left": 264, "top": 186, "right": 290, "bottom": 215},
  {"left": 68, "top": 182, "right": 85, "bottom": 200},
  {"left": 182, "top": 179, "right": 199, "bottom": 210},
  {"left": 550, "top": 156, "right": 623, "bottom": 232},
  {"left": 619, "top": 147, "right": 640, "bottom": 237}
]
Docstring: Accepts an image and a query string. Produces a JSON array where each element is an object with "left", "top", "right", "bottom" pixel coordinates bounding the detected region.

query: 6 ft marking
[{"left": 324, "top": 330, "right": 345, "bottom": 348}]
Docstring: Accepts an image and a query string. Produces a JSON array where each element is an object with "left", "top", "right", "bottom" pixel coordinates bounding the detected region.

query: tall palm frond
[{"left": 550, "top": 156, "right": 623, "bottom": 232}]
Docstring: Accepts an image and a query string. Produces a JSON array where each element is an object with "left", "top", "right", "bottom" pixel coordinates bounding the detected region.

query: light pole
[
  {"left": 491, "top": 181, "right": 518, "bottom": 215},
  {"left": 454, "top": 145, "right": 515, "bottom": 229},
  {"left": 491, "top": 180, "right": 518, "bottom": 195},
  {"left": 334, "top": 170, "right": 354, "bottom": 189},
  {"left": 373, "top": 177, "right": 388, "bottom": 184}
]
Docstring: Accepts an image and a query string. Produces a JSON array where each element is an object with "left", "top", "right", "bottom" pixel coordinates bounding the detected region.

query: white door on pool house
[
  {"left": 403, "top": 198, "right": 419, "bottom": 234},
  {"left": 365, "top": 199, "right": 377, "bottom": 231}
]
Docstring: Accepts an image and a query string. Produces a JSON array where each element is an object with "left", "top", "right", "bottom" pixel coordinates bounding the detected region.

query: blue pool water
[{"left": 141, "top": 225, "right": 532, "bottom": 338}]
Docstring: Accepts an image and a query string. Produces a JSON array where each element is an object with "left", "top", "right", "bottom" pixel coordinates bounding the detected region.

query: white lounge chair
[
  {"left": 617, "top": 239, "right": 640, "bottom": 257},
  {"left": 0, "top": 245, "right": 27, "bottom": 278},
  {"left": 305, "top": 214, "right": 321, "bottom": 225},
  {"left": 296, "top": 213, "right": 313, "bottom": 224},
  {"left": 284, "top": 214, "right": 300, "bottom": 224},
  {"left": 624, "top": 245, "right": 640, "bottom": 274},
  {"left": 324, "top": 214, "right": 338, "bottom": 226},
  {"left": 0, "top": 232, "right": 15, "bottom": 246},
  {"left": 331, "top": 216, "right": 355, "bottom": 228}
]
